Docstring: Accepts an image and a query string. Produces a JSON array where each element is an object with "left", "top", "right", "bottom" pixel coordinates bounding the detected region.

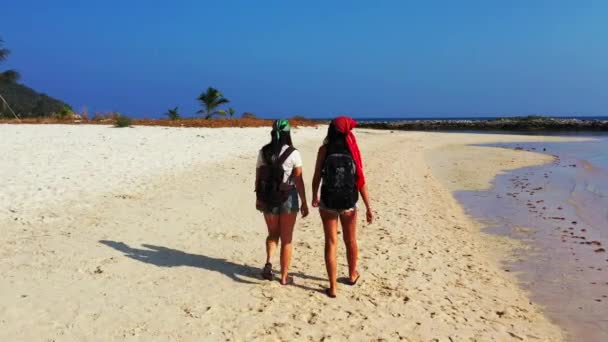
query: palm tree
[
  {"left": 0, "top": 37, "right": 20, "bottom": 83},
  {"left": 0, "top": 37, "right": 9, "bottom": 62},
  {"left": 228, "top": 107, "right": 235, "bottom": 119},
  {"left": 165, "top": 106, "right": 180, "bottom": 120},
  {"left": 197, "top": 87, "right": 229, "bottom": 119}
]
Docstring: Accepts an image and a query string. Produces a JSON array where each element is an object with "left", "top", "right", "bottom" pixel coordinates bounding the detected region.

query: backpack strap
[{"left": 275, "top": 146, "right": 296, "bottom": 166}]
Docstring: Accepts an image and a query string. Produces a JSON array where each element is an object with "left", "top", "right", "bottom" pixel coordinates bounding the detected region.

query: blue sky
[{"left": 2, "top": 0, "right": 607, "bottom": 118}]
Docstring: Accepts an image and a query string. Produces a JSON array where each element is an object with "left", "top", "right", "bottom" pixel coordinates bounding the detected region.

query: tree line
[
  {"left": 1, "top": 36, "right": 246, "bottom": 120},
  {"left": 165, "top": 87, "right": 238, "bottom": 121}
]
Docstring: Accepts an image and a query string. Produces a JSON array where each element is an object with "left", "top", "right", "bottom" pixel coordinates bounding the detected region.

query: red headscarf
[{"left": 333, "top": 116, "right": 365, "bottom": 190}]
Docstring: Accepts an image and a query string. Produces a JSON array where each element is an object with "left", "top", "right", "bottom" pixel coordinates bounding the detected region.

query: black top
[{"left": 325, "top": 141, "right": 351, "bottom": 157}]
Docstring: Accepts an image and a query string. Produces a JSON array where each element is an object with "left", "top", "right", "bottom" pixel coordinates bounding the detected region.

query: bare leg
[
  {"left": 264, "top": 213, "right": 280, "bottom": 264},
  {"left": 279, "top": 212, "right": 297, "bottom": 284},
  {"left": 320, "top": 209, "right": 339, "bottom": 296},
  {"left": 340, "top": 209, "right": 359, "bottom": 282}
]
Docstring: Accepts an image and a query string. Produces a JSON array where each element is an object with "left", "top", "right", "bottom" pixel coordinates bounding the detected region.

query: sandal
[
  {"left": 261, "top": 263, "right": 273, "bottom": 280},
  {"left": 347, "top": 273, "right": 360, "bottom": 286}
]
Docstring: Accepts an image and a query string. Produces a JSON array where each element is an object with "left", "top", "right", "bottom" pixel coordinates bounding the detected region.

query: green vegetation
[
  {"left": 55, "top": 104, "right": 74, "bottom": 119},
  {"left": 242, "top": 112, "right": 257, "bottom": 119},
  {"left": 2, "top": 38, "right": 250, "bottom": 122},
  {"left": 165, "top": 106, "right": 180, "bottom": 120},
  {"left": 197, "top": 87, "right": 229, "bottom": 119},
  {"left": 0, "top": 36, "right": 70, "bottom": 118},
  {"left": 0, "top": 37, "right": 20, "bottom": 83},
  {"left": 0, "top": 81, "right": 71, "bottom": 118},
  {"left": 114, "top": 114, "right": 132, "bottom": 127},
  {"left": 2, "top": 39, "right": 238, "bottom": 121}
]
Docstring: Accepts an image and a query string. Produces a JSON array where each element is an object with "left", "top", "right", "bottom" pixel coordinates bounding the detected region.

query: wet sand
[{"left": 455, "top": 141, "right": 608, "bottom": 341}]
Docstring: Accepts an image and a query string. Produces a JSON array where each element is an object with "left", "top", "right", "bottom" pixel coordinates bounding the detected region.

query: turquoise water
[
  {"left": 495, "top": 137, "right": 608, "bottom": 238},
  {"left": 456, "top": 137, "right": 608, "bottom": 341},
  {"left": 520, "top": 138, "right": 608, "bottom": 169}
]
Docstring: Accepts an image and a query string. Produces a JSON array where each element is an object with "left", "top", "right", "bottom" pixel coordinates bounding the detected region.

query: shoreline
[
  {"left": 453, "top": 140, "right": 608, "bottom": 341},
  {"left": 1, "top": 125, "right": 581, "bottom": 340},
  {"left": 359, "top": 117, "right": 608, "bottom": 131}
]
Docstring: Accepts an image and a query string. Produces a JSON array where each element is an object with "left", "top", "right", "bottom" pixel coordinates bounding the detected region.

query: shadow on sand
[{"left": 99, "top": 240, "right": 326, "bottom": 291}]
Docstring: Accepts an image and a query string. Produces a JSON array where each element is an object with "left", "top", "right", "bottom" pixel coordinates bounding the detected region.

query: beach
[
  {"left": 455, "top": 138, "right": 608, "bottom": 341},
  {"left": 0, "top": 124, "right": 580, "bottom": 341}
]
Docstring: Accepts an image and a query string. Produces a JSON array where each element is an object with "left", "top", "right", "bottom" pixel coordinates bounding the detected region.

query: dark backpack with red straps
[{"left": 256, "top": 146, "right": 296, "bottom": 207}]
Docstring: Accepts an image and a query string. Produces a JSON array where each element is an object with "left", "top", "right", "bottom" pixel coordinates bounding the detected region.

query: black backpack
[
  {"left": 256, "top": 146, "right": 296, "bottom": 207},
  {"left": 321, "top": 144, "right": 358, "bottom": 210}
]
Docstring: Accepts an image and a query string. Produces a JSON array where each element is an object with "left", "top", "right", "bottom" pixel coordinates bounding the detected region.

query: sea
[
  {"left": 353, "top": 116, "right": 608, "bottom": 122},
  {"left": 456, "top": 135, "right": 608, "bottom": 341}
]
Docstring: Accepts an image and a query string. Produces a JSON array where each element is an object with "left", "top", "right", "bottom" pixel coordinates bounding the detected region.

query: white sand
[
  {"left": 0, "top": 124, "right": 578, "bottom": 341},
  {"left": 0, "top": 125, "right": 321, "bottom": 219}
]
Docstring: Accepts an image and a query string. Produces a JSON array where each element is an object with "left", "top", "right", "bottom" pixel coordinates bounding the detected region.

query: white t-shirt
[{"left": 256, "top": 145, "right": 303, "bottom": 184}]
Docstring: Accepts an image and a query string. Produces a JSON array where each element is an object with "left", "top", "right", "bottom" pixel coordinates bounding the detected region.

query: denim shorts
[{"left": 259, "top": 188, "right": 299, "bottom": 215}]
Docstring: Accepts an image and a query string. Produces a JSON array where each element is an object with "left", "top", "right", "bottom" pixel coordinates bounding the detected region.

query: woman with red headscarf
[{"left": 312, "top": 116, "right": 373, "bottom": 298}]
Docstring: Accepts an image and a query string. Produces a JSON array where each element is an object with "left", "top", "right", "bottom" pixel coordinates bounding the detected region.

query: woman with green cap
[{"left": 255, "top": 119, "right": 309, "bottom": 285}]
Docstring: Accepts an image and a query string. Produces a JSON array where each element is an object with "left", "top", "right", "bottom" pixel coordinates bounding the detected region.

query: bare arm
[
  {"left": 292, "top": 167, "right": 308, "bottom": 217},
  {"left": 311, "top": 146, "right": 326, "bottom": 207},
  {"left": 359, "top": 185, "right": 373, "bottom": 224}
]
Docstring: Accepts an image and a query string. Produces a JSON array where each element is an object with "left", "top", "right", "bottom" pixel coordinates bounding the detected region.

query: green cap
[{"left": 272, "top": 119, "right": 290, "bottom": 140}]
